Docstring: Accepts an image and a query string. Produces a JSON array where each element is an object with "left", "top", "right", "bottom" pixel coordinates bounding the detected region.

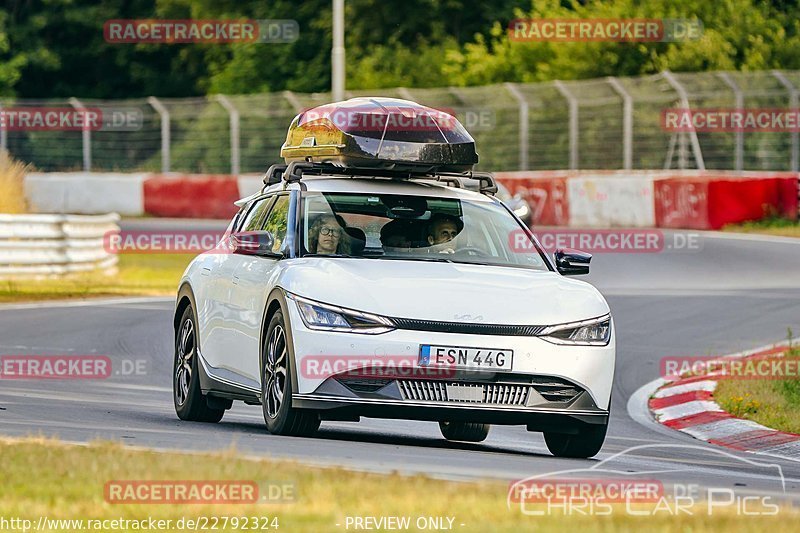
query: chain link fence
[{"left": 2, "top": 70, "right": 800, "bottom": 174}]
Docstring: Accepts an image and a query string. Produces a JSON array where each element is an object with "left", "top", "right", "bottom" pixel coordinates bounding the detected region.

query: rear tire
[
  {"left": 173, "top": 305, "right": 225, "bottom": 423},
  {"left": 262, "top": 309, "right": 320, "bottom": 437},
  {"left": 439, "top": 421, "right": 490, "bottom": 442},
  {"left": 544, "top": 423, "right": 607, "bottom": 458}
]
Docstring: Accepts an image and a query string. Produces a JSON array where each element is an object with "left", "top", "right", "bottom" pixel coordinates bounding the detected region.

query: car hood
[{"left": 279, "top": 258, "right": 609, "bottom": 325}]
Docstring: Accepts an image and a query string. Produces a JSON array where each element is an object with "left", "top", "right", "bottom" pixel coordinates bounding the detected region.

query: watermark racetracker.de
[
  {"left": 104, "top": 230, "right": 227, "bottom": 254},
  {"left": 0, "top": 107, "right": 143, "bottom": 132},
  {"left": 662, "top": 108, "right": 800, "bottom": 132},
  {"left": 0, "top": 355, "right": 147, "bottom": 379},
  {"left": 660, "top": 355, "right": 800, "bottom": 380},
  {"left": 104, "top": 480, "right": 295, "bottom": 504},
  {"left": 508, "top": 18, "right": 703, "bottom": 42},
  {"left": 300, "top": 355, "right": 460, "bottom": 381},
  {"left": 104, "top": 19, "right": 299, "bottom": 44},
  {"left": 510, "top": 229, "right": 703, "bottom": 254}
]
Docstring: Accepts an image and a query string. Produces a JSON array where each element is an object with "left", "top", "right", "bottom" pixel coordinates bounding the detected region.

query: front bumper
[
  {"left": 294, "top": 374, "right": 608, "bottom": 432},
  {"left": 286, "top": 300, "right": 615, "bottom": 425}
]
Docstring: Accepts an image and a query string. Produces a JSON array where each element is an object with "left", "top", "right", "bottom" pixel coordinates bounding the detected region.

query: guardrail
[{"left": 0, "top": 213, "right": 120, "bottom": 276}]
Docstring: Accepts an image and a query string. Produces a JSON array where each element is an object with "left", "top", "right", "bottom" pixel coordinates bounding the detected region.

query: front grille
[
  {"left": 389, "top": 318, "right": 545, "bottom": 336},
  {"left": 398, "top": 380, "right": 448, "bottom": 401},
  {"left": 338, "top": 378, "right": 392, "bottom": 393},
  {"left": 484, "top": 383, "right": 528, "bottom": 405},
  {"left": 398, "top": 380, "right": 529, "bottom": 406},
  {"left": 530, "top": 376, "right": 581, "bottom": 402}
]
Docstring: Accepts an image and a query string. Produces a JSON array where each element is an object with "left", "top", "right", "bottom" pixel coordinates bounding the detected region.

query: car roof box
[{"left": 280, "top": 97, "right": 478, "bottom": 173}]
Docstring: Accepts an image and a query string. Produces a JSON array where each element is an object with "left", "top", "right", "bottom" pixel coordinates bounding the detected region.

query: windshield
[{"left": 300, "top": 191, "right": 549, "bottom": 271}]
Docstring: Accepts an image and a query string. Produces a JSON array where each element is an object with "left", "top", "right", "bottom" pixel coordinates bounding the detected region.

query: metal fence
[{"left": 3, "top": 69, "right": 800, "bottom": 174}]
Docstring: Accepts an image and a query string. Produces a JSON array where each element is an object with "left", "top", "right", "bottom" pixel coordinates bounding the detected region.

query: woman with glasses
[{"left": 307, "top": 214, "right": 351, "bottom": 255}]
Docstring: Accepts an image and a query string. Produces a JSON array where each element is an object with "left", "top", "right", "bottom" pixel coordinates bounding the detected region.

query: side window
[
  {"left": 239, "top": 197, "right": 275, "bottom": 232},
  {"left": 261, "top": 196, "right": 290, "bottom": 253}
]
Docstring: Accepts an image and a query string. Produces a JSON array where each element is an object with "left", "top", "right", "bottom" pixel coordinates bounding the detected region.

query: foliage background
[{"left": 2, "top": 0, "right": 799, "bottom": 98}]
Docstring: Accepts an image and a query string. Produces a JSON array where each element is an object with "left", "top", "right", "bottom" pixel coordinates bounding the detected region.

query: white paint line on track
[
  {"left": 653, "top": 380, "right": 717, "bottom": 398},
  {"left": 0, "top": 389, "right": 170, "bottom": 407},
  {"left": 626, "top": 376, "right": 685, "bottom": 440},
  {"left": 652, "top": 400, "right": 723, "bottom": 422},
  {"left": 89, "top": 383, "right": 172, "bottom": 393},
  {"left": 0, "top": 296, "right": 173, "bottom": 311}
]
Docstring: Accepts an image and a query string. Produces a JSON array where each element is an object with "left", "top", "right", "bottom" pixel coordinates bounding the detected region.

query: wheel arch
[
  {"left": 259, "top": 288, "right": 300, "bottom": 393},
  {"left": 174, "top": 282, "right": 197, "bottom": 334}
]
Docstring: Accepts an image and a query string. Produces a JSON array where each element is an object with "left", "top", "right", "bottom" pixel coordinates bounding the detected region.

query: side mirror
[
  {"left": 229, "top": 231, "right": 280, "bottom": 257},
  {"left": 554, "top": 248, "right": 591, "bottom": 275}
]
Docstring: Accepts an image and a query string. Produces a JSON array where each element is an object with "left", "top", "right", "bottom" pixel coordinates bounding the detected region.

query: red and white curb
[{"left": 647, "top": 341, "right": 800, "bottom": 461}]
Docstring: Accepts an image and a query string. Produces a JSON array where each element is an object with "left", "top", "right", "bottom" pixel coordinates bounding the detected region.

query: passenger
[
  {"left": 308, "top": 214, "right": 350, "bottom": 255},
  {"left": 426, "top": 213, "right": 463, "bottom": 246}
]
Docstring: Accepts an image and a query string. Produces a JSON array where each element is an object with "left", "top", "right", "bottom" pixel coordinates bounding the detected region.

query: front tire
[
  {"left": 544, "top": 423, "right": 607, "bottom": 458},
  {"left": 439, "top": 421, "right": 490, "bottom": 442},
  {"left": 173, "top": 305, "right": 225, "bottom": 423},
  {"left": 262, "top": 309, "right": 320, "bottom": 437}
]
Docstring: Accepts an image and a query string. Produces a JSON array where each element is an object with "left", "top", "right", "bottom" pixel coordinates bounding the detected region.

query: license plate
[{"left": 419, "top": 345, "right": 513, "bottom": 371}]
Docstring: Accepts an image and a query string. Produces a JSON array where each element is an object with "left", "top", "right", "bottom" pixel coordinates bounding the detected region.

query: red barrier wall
[
  {"left": 144, "top": 174, "right": 240, "bottom": 219},
  {"left": 495, "top": 172, "right": 570, "bottom": 226},
  {"left": 655, "top": 176, "right": 798, "bottom": 230}
]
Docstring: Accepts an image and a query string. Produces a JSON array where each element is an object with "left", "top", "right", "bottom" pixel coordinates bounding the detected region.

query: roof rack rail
[
  {"left": 261, "top": 164, "right": 288, "bottom": 192},
  {"left": 437, "top": 170, "right": 498, "bottom": 196},
  {"left": 280, "top": 161, "right": 497, "bottom": 196}
]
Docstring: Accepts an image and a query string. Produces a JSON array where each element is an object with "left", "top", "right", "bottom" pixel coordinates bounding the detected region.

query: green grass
[
  {"left": 723, "top": 217, "right": 800, "bottom": 238},
  {"left": 0, "top": 254, "right": 195, "bottom": 302},
  {"left": 715, "top": 348, "right": 800, "bottom": 434},
  {"left": 0, "top": 438, "right": 798, "bottom": 532}
]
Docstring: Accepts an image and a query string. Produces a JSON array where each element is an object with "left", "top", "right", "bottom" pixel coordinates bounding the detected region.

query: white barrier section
[
  {"left": 568, "top": 174, "right": 655, "bottom": 227},
  {"left": 237, "top": 174, "right": 264, "bottom": 199},
  {"left": 24, "top": 172, "right": 148, "bottom": 216},
  {"left": 0, "top": 213, "right": 120, "bottom": 276}
]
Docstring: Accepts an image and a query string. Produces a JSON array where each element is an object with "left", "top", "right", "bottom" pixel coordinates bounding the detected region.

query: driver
[{"left": 426, "top": 214, "right": 463, "bottom": 247}]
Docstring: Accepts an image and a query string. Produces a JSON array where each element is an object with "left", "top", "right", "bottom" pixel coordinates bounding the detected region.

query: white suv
[{"left": 173, "top": 164, "right": 615, "bottom": 458}]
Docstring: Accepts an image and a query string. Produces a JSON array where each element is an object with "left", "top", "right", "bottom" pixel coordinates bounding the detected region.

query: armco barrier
[
  {"left": 24, "top": 172, "right": 147, "bottom": 216},
  {"left": 21, "top": 170, "right": 799, "bottom": 228},
  {"left": 143, "top": 174, "right": 240, "bottom": 219},
  {"left": 654, "top": 175, "right": 799, "bottom": 230},
  {"left": 0, "top": 213, "right": 120, "bottom": 276},
  {"left": 495, "top": 171, "right": 570, "bottom": 226},
  {"left": 498, "top": 170, "right": 798, "bottom": 229},
  {"left": 567, "top": 175, "right": 655, "bottom": 227}
]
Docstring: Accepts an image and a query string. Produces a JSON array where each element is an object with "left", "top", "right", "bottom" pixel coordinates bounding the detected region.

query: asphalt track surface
[{"left": 2, "top": 220, "right": 800, "bottom": 504}]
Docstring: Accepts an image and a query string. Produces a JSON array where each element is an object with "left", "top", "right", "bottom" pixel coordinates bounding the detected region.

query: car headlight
[
  {"left": 540, "top": 315, "right": 611, "bottom": 346},
  {"left": 290, "top": 295, "right": 395, "bottom": 334}
]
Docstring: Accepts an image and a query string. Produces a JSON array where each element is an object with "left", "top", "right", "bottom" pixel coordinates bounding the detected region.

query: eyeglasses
[{"left": 319, "top": 226, "right": 342, "bottom": 237}]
